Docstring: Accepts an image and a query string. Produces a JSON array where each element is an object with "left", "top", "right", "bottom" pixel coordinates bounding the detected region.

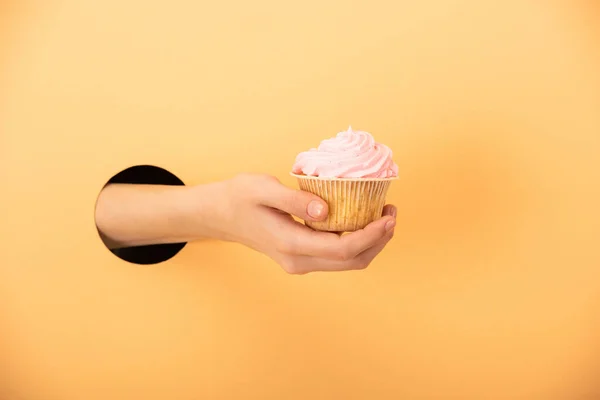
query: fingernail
[
  {"left": 391, "top": 206, "right": 397, "bottom": 218},
  {"left": 307, "top": 200, "right": 324, "bottom": 218},
  {"left": 385, "top": 219, "right": 396, "bottom": 232}
]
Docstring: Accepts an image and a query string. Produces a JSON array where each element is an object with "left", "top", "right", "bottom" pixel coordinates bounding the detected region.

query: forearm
[{"left": 95, "top": 183, "right": 221, "bottom": 249}]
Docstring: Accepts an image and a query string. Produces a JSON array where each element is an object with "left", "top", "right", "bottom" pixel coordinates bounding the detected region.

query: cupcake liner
[{"left": 291, "top": 173, "right": 397, "bottom": 232}]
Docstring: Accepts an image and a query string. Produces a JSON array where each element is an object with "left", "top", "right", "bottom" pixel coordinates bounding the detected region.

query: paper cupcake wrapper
[{"left": 291, "top": 174, "right": 396, "bottom": 232}]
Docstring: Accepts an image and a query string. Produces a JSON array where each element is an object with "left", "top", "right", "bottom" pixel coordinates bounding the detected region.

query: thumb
[{"left": 258, "top": 178, "right": 329, "bottom": 221}]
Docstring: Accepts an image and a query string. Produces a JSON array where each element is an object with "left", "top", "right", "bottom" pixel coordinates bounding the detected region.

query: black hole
[{"left": 96, "top": 165, "right": 187, "bottom": 265}]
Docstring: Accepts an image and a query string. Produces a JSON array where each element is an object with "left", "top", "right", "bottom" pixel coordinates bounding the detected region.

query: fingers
[
  {"left": 251, "top": 175, "right": 329, "bottom": 222},
  {"left": 288, "top": 213, "right": 395, "bottom": 260},
  {"left": 353, "top": 226, "right": 395, "bottom": 266},
  {"left": 276, "top": 204, "right": 397, "bottom": 274},
  {"left": 281, "top": 219, "right": 396, "bottom": 274}
]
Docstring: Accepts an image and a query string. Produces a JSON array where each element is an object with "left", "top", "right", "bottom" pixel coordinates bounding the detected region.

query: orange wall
[{"left": 2, "top": 0, "right": 600, "bottom": 399}]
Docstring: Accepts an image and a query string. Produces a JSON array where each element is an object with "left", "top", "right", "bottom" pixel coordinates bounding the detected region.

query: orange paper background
[{"left": 1, "top": 0, "right": 599, "bottom": 399}]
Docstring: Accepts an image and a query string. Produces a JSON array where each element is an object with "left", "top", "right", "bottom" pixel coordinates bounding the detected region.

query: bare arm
[
  {"left": 94, "top": 183, "right": 219, "bottom": 249},
  {"left": 94, "top": 174, "right": 396, "bottom": 274}
]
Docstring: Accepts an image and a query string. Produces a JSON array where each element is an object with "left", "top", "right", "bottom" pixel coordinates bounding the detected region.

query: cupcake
[{"left": 291, "top": 126, "right": 398, "bottom": 232}]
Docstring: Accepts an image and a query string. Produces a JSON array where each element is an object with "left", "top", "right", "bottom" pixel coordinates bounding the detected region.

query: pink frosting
[{"left": 292, "top": 126, "right": 399, "bottom": 178}]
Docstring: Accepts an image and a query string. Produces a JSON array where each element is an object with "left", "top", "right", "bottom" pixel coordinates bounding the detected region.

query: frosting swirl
[{"left": 292, "top": 126, "right": 399, "bottom": 178}]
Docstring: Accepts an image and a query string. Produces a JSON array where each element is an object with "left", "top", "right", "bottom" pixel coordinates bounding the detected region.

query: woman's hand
[
  {"left": 96, "top": 173, "right": 397, "bottom": 274},
  {"left": 199, "top": 173, "right": 397, "bottom": 274}
]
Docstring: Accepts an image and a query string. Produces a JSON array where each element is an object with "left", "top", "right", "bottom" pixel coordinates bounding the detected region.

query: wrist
[{"left": 185, "top": 180, "right": 233, "bottom": 242}]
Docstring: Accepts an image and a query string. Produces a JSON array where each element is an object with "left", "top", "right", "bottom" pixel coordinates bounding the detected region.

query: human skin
[{"left": 95, "top": 173, "right": 397, "bottom": 274}]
